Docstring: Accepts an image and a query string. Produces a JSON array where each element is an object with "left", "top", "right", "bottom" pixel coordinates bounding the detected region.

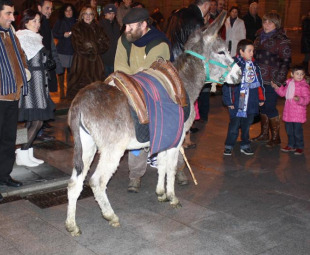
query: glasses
[{"left": 84, "top": 13, "right": 94, "bottom": 16}]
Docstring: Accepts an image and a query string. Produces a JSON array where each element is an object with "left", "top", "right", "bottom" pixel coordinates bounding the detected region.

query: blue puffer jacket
[{"left": 222, "top": 56, "right": 265, "bottom": 118}]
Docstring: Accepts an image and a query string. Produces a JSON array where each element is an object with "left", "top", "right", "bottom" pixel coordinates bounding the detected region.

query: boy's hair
[
  {"left": 291, "top": 65, "right": 305, "bottom": 74},
  {"left": 236, "top": 39, "right": 253, "bottom": 55},
  {"left": 0, "top": 0, "right": 14, "bottom": 11}
]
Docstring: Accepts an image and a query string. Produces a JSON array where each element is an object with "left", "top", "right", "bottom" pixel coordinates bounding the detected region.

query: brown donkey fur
[{"left": 65, "top": 11, "right": 242, "bottom": 236}]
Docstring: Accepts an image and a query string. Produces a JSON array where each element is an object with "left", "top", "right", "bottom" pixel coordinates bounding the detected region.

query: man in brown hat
[{"left": 114, "top": 8, "right": 175, "bottom": 193}]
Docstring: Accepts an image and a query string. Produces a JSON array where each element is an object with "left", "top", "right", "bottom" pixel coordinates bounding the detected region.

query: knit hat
[
  {"left": 104, "top": 4, "right": 117, "bottom": 15},
  {"left": 122, "top": 8, "right": 149, "bottom": 24}
]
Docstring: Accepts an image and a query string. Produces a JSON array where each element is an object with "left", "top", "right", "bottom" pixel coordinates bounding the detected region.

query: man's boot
[
  {"left": 251, "top": 114, "right": 269, "bottom": 142},
  {"left": 266, "top": 116, "right": 281, "bottom": 147},
  {"left": 176, "top": 169, "right": 189, "bottom": 186},
  {"left": 58, "top": 73, "right": 65, "bottom": 99},
  {"left": 128, "top": 178, "right": 141, "bottom": 193}
]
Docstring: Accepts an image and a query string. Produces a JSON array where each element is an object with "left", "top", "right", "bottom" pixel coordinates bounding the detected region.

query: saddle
[{"left": 105, "top": 58, "right": 187, "bottom": 124}]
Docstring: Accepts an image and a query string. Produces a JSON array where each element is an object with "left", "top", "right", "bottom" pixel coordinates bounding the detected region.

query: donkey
[{"left": 65, "top": 11, "right": 241, "bottom": 236}]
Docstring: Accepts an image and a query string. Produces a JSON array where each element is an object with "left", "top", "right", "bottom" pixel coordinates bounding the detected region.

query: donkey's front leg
[{"left": 166, "top": 148, "right": 182, "bottom": 208}]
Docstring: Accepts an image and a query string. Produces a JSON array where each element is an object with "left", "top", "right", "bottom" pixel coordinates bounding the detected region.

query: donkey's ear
[{"left": 202, "top": 10, "right": 227, "bottom": 37}]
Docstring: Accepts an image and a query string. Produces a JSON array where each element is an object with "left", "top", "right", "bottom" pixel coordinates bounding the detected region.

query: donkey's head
[{"left": 184, "top": 11, "right": 241, "bottom": 85}]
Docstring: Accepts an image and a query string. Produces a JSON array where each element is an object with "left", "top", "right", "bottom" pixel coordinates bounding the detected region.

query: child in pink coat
[{"left": 271, "top": 65, "right": 310, "bottom": 155}]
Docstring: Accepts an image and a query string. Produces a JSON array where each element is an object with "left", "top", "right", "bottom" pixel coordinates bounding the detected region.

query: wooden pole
[{"left": 180, "top": 146, "right": 198, "bottom": 185}]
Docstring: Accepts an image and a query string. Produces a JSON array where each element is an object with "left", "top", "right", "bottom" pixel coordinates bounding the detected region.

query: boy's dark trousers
[
  {"left": 225, "top": 114, "right": 255, "bottom": 149},
  {"left": 285, "top": 122, "right": 304, "bottom": 149}
]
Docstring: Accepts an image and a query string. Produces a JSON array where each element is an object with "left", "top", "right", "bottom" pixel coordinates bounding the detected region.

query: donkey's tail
[{"left": 68, "top": 101, "right": 84, "bottom": 176}]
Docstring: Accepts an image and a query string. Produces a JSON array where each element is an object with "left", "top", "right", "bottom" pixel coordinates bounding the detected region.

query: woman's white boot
[
  {"left": 28, "top": 148, "right": 44, "bottom": 164},
  {"left": 15, "top": 148, "right": 39, "bottom": 167}
]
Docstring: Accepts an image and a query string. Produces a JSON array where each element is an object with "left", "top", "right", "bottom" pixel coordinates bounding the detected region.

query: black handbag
[{"left": 44, "top": 57, "right": 56, "bottom": 71}]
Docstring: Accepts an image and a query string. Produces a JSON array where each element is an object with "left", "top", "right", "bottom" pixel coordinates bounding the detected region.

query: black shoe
[
  {"left": 0, "top": 193, "right": 3, "bottom": 202},
  {"left": 240, "top": 148, "right": 254, "bottom": 156},
  {"left": 0, "top": 177, "right": 23, "bottom": 187},
  {"left": 42, "top": 122, "right": 53, "bottom": 129},
  {"left": 37, "top": 133, "right": 55, "bottom": 141},
  {"left": 223, "top": 148, "right": 232, "bottom": 156},
  {"left": 190, "top": 127, "right": 199, "bottom": 134}
]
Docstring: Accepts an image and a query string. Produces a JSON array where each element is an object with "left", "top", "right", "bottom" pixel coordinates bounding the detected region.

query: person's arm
[
  {"left": 273, "top": 37, "right": 291, "bottom": 86},
  {"left": 296, "top": 82, "right": 310, "bottom": 106},
  {"left": 50, "top": 33, "right": 63, "bottom": 74}
]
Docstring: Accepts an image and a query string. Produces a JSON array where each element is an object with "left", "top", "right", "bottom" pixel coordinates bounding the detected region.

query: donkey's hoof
[
  {"left": 157, "top": 193, "right": 168, "bottom": 202},
  {"left": 171, "top": 202, "right": 182, "bottom": 209},
  {"left": 109, "top": 221, "right": 120, "bottom": 228},
  {"left": 65, "top": 223, "right": 81, "bottom": 236},
  {"left": 103, "top": 213, "right": 120, "bottom": 228}
]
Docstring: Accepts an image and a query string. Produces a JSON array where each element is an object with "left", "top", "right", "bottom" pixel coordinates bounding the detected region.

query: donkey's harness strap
[{"left": 185, "top": 50, "right": 235, "bottom": 84}]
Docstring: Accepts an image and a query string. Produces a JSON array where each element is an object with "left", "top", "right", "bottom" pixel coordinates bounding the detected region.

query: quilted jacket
[{"left": 275, "top": 78, "right": 310, "bottom": 123}]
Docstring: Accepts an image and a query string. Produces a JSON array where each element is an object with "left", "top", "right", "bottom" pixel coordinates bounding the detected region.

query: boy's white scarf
[
  {"left": 285, "top": 79, "right": 295, "bottom": 101},
  {"left": 16, "top": 29, "right": 44, "bottom": 60}
]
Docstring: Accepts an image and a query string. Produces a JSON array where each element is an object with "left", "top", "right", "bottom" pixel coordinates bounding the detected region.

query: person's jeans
[
  {"left": 285, "top": 122, "right": 304, "bottom": 149},
  {"left": 225, "top": 114, "right": 254, "bottom": 149}
]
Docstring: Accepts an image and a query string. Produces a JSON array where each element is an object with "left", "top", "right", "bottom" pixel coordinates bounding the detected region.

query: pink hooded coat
[{"left": 275, "top": 78, "right": 310, "bottom": 123}]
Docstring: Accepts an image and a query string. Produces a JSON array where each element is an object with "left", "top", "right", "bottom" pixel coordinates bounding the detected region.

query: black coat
[
  {"left": 166, "top": 4, "right": 204, "bottom": 60},
  {"left": 242, "top": 12, "right": 262, "bottom": 42},
  {"left": 100, "top": 18, "right": 120, "bottom": 66},
  {"left": 301, "top": 16, "right": 310, "bottom": 54},
  {"left": 39, "top": 16, "right": 63, "bottom": 92},
  {"left": 52, "top": 17, "right": 76, "bottom": 55}
]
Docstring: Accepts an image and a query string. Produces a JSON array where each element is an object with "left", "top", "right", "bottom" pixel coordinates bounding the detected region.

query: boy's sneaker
[
  {"left": 281, "top": 146, "right": 296, "bottom": 152},
  {"left": 223, "top": 148, "right": 232, "bottom": 156},
  {"left": 150, "top": 156, "right": 158, "bottom": 168},
  {"left": 147, "top": 157, "right": 151, "bottom": 164},
  {"left": 240, "top": 147, "right": 254, "bottom": 155},
  {"left": 294, "top": 148, "right": 304, "bottom": 155}
]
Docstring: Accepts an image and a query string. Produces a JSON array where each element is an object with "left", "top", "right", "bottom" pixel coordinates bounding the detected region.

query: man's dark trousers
[{"left": 0, "top": 100, "right": 18, "bottom": 181}]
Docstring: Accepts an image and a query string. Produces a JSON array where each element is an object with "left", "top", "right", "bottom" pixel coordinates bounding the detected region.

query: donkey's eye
[{"left": 218, "top": 51, "right": 225, "bottom": 55}]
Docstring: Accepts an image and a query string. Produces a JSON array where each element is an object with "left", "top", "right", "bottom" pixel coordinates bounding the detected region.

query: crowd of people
[{"left": 0, "top": 0, "right": 309, "bottom": 201}]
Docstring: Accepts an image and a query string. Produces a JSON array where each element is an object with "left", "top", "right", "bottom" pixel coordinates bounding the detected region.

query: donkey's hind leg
[
  {"left": 66, "top": 128, "right": 96, "bottom": 236},
  {"left": 156, "top": 151, "right": 168, "bottom": 202},
  {"left": 89, "top": 147, "right": 125, "bottom": 228},
  {"left": 166, "top": 148, "right": 182, "bottom": 208}
]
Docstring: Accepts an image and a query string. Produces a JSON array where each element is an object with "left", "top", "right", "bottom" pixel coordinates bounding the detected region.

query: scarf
[
  {"left": 285, "top": 79, "right": 295, "bottom": 100},
  {"left": 260, "top": 29, "right": 277, "bottom": 43},
  {"left": 16, "top": 29, "right": 44, "bottom": 60},
  {"left": 236, "top": 58, "right": 260, "bottom": 118},
  {"left": 133, "top": 26, "right": 174, "bottom": 62},
  {"left": 0, "top": 26, "right": 28, "bottom": 96}
]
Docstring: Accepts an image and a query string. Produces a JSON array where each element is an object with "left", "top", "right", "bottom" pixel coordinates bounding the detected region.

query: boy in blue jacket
[{"left": 223, "top": 39, "right": 265, "bottom": 156}]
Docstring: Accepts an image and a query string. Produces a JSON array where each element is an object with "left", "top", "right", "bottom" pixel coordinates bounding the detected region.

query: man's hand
[{"left": 228, "top": 105, "right": 234, "bottom": 109}]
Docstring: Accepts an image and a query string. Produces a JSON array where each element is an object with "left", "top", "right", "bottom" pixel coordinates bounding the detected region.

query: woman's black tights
[{"left": 21, "top": 120, "right": 43, "bottom": 150}]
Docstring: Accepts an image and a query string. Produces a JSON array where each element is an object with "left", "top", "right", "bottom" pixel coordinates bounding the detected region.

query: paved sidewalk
[{"left": 0, "top": 94, "right": 309, "bottom": 255}]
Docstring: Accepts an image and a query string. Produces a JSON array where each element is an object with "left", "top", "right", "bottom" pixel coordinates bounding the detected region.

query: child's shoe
[
  {"left": 281, "top": 146, "right": 296, "bottom": 152},
  {"left": 294, "top": 149, "right": 304, "bottom": 155},
  {"left": 223, "top": 148, "right": 232, "bottom": 156},
  {"left": 240, "top": 147, "right": 254, "bottom": 155}
]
